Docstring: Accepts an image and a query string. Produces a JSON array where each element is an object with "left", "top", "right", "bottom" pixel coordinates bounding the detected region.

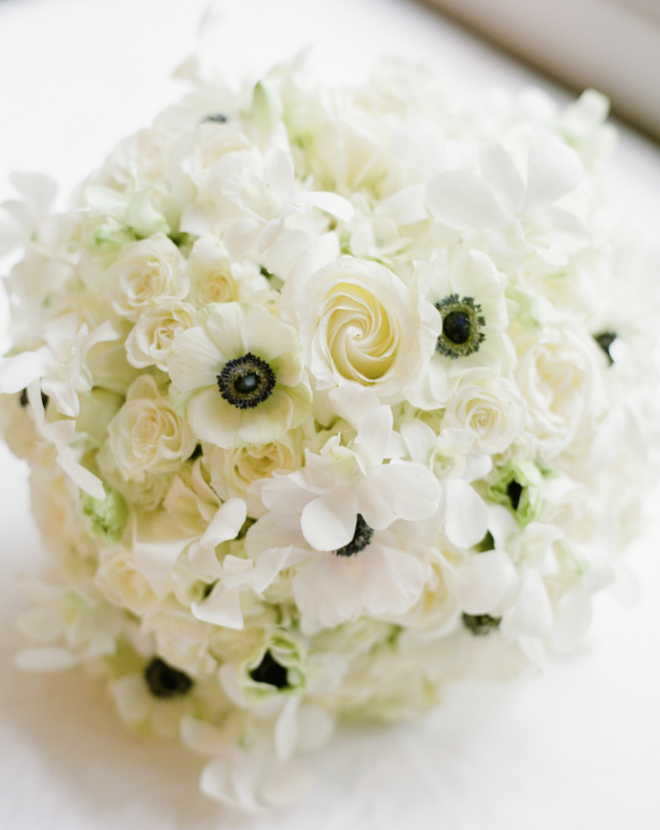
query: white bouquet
[{"left": 1, "top": 50, "right": 658, "bottom": 809}]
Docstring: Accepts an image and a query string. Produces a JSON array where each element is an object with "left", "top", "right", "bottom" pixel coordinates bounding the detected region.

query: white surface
[
  {"left": 428, "top": 0, "right": 660, "bottom": 139},
  {"left": 1, "top": 1, "right": 659, "bottom": 828}
]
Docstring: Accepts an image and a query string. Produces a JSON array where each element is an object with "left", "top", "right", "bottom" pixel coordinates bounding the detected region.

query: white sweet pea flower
[
  {"left": 426, "top": 136, "right": 588, "bottom": 262},
  {"left": 0, "top": 314, "right": 119, "bottom": 417},
  {"left": 242, "top": 405, "right": 440, "bottom": 626},
  {"left": 398, "top": 418, "right": 489, "bottom": 549},
  {"left": 168, "top": 302, "right": 312, "bottom": 448},
  {"left": 0, "top": 171, "right": 57, "bottom": 258}
]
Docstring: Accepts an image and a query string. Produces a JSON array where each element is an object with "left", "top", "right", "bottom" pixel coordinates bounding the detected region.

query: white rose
[
  {"left": 515, "top": 322, "right": 604, "bottom": 462},
  {"left": 125, "top": 299, "right": 196, "bottom": 372},
  {"left": 96, "top": 546, "right": 161, "bottom": 614},
  {"left": 108, "top": 375, "right": 196, "bottom": 481},
  {"left": 209, "top": 430, "right": 303, "bottom": 500},
  {"left": 442, "top": 369, "right": 527, "bottom": 455},
  {"left": 285, "top": 256, "right": 439, "bottom": 398},
  {"left": 109, "top": 233, "right": 189, "bottom": 321},
  {"left": 187, "top": 237, "right": 240, "bottom": 306}
]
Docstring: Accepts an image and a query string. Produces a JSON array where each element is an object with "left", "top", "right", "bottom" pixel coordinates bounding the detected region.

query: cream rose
[
  {"left": 187, "top": 237, "right": 239, "bottom": 306},
  {"left": 209, "top": 430, "right": 303, "bottom": 500},
  {"left": 96, "top": 546, "right": 161, "bottom": 614},
  {"left": 125, "top": 299, "right": 196, "bottom": 372},
  {"left": 442, "top": 369, "right": 527, "bottom": 455},
  {"left": 515, "top": 322, "right": 604, "bottom": 462},
  {"left": 286, "top": 256, "right": 439, "bottom": 398},
  {"left": 108, "top": 375, "right": 196, "bottom": 481},
  {"left": 109, "top": 233, "right": 189, "bottom": 321}
]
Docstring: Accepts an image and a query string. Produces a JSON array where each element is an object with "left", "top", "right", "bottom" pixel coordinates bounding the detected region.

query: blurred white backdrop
[{"left": 0, "top": 1, "right": 659, "bottom": 828}]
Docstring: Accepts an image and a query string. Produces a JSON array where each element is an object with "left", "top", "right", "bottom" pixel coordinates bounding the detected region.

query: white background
[{"left": 0, "top": 1, "right": 659, "bottom": 828}]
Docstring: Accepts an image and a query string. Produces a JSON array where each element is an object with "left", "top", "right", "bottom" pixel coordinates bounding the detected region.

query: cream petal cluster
[
  {"left": 3, "top": 50, "right": 659, "bottom": 812},
  {"left": 284, "top": 255, "right": 440, "bottom": 400}
]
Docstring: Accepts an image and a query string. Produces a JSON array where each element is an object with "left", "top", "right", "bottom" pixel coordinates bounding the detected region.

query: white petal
[
  {"left": 293, "top": 190, "right": 354, "bottom": 222},
  {"left": 502, "top": 569, "right": 553, "bottom": 639},
  {"left": 16, "top": 647, "right": 80, "bottom": 671},
  {"left": 365, "top": 460, "right": 441, "bottom": 523},
  {"left": 355, "top": 405, "right": 393, "bottom": 467},
  {"left": 192, "top": 584, "right": 244, "bottom": 629},
  {"left": 204, "top": 302, "right": 248, "bottom": 358},
  {"left": 168, "top": 328, "right": 224, "bottom": 392},
  {"left": 328, "top": 383, "right": 380, "bottom": 432},
  {"left": 427, "top": 170, "right": 509, "bottom": 229},
  {"left": 0, "top": 350, "right": 48, "bottom": 394},
  {"left": 358, "top": 545, "right": 425, "bottom": 616},
  {"left": 444, "top": 479, "right": 489, "bottom": 549},
  {"left": 301, "top": 487, "right": 359, "bottom": 551},
  {"left": 293, "top": 554, "right": 361, "bottom": 626},
  {"left": 237, "top": 389, "right": 292, "bottom": 445},
  {"left": 199, "top": 498, "right": 247, "bottom": 549},
  {"left": 274, "top": 697, "right": 300, "bottom": 761},
  {"left": 550, "top": 587, "right": 592, "bottom": 652},
  {"left": 188, "top": 387, "right": 242, "bottom": 448},
  {"left": 447, "top": 550, "right": 515, "bottom": 614},
  {"left": 479, "top": 144, "right": 525, "bottom": 217},
  {"left": 524, "top": 136, "right": 583, "bottom": 211},
  {"left": 133, "top": 536, "right": 189, "bottom": 581}
]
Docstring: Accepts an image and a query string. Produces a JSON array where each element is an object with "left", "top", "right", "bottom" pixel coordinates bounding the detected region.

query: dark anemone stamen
[
  {"left": 249, "top": 650, "right": 289, "bottom": 689},
  {"left": 202, "top": 113, "right": 228, "bottom": 123},
  {"left": 507, "top": 480, "right": 523, "bottom": 512},
  {"left": 594, "top": 331, "right": 617, "bottom": 366},
  {"left": 435, "top": 294, "right": 486, "bottom": 359},
  {"left": 335, "top": 514, "right": 374, "bottom": 557},
  {"left": 216, "top": 352, "right": 276, "bottom": 409},
  {"left": 144, "top": 657, "right": 193, "bottom": 699},
  {"left": 462, "top": 613, "right": 501, "bottom": 636}
]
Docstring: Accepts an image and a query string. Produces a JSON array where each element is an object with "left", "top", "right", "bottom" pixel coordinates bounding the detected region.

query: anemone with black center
[
  {"left": 594, "top": 331, "right": 616, "bottom": 366},
  {"left": 216, "top": 352, "right": 276, "bottom": 410},
  {"left": 144, "top": 657, "right": 193, "bottom": 699},
  {"left": 335, "top": 513, "right": 374, "bottom": 557},
  {"left": 202, "top": 113, "right": 228, "bottom": 123},
  {"left": 249, "top": 650, "right": 289, "bottom": 689},
  {"left": 462, "top": 613, "right": 502, "bottom": 636},
  {"left": 435, "top": 293, "right": 486, "bottom": 359}
]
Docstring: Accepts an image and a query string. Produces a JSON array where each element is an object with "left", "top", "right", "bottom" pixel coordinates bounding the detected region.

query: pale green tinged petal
[
  {"left": 188, "top": 387, "right": 242, "bottom": 448},
  {"left": 168, "top": 328, "right": 225, "bottom": 392},
  {"left": 237, "top": 389, "right": 292, "bottom": 445}
]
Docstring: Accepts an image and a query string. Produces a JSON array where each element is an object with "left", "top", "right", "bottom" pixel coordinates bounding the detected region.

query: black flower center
[
  {"left": 507, "top": 479, "right": 523, "bottom": 512},
  {"left": 594, "top": 331, "right": 616, "bottom": 366},
  {"left": 144, "top": 657, "right": 193, "bottom": 699},
  {"left": 462, "top": 613, "right": 501, "bottom": 636},
  {"left": 249, "top": 650, "right": 289, "bottom": 689},
  {"left": 335, "top": 514, "right": 374, "bottom": 557},
  {"left": 435, "top": 294, "right": 486, "bottom": 359},
  {"left": 216, "top": 352, "right": 276, "bottom": 409},
  {"left": 202, "top": 113, "right": 228, "bottom": 123}
]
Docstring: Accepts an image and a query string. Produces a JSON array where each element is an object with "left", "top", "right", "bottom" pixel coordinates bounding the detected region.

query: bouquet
[{"left": 1, "top": 49, "right": 658, "bottom": 809}]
